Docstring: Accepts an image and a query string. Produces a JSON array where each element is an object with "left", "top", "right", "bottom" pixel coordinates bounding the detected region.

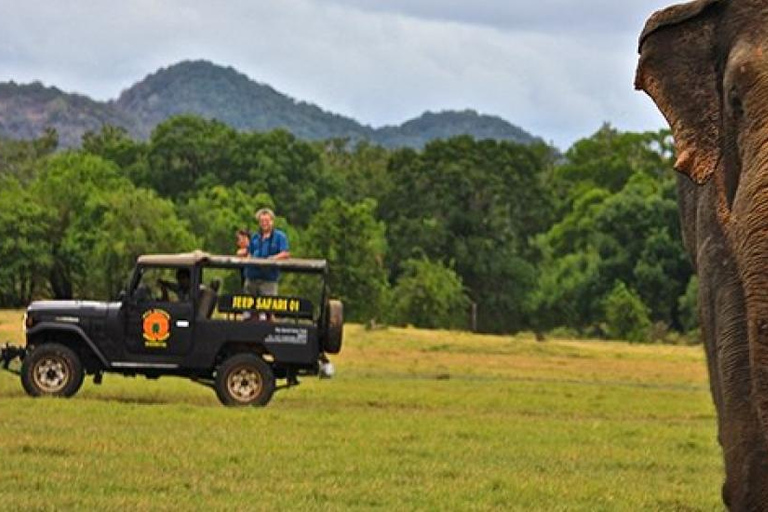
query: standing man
[{"left": 244, "top": 207, "right": 290, "bottom": 297}]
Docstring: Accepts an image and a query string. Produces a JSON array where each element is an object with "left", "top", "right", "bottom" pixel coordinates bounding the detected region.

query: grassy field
[{"left": 0, "top": 310, "right": 722, "bottom": 510}]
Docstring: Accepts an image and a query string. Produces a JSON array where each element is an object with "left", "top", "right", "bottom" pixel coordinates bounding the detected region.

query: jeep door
[{"left": 124, "top": 266, "right": 194, "bottom": 357}]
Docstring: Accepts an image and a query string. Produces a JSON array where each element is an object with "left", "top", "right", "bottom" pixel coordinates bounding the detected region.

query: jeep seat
[{"left": 196, "top": 282, "right": 219, "bottom": 320}]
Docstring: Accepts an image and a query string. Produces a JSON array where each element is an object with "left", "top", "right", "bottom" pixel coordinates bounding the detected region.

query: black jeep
[{"left": 1, "top": 251, "right": 343, "bottom": 406}]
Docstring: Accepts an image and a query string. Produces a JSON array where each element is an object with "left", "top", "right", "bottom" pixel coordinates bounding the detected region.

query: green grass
[{"left": 0, "top": 311, "right": 722, "bottom": 510}]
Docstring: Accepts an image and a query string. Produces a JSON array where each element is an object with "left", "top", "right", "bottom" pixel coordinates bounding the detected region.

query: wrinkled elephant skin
[{"left": 636, "top": 0, "right": 768, "bottom": 509}]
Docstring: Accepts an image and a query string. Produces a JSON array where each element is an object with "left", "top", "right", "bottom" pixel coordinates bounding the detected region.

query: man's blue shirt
[{"left": 245, "top": 229, "right": 289, "bottom": 281}]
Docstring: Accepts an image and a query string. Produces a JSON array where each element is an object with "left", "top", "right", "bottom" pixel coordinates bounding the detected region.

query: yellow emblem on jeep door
[{"left": 142, "top": 309, "right": 171, "bottom": 347}]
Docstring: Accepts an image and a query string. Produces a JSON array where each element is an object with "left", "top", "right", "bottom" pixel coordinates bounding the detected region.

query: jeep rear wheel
[
  {"left": 322, "top": 300, "right": 343, "bottom": 354},
  {"left": 215, "top": 354, "right": 275, "bottom": 407},
  {"left": 21, "top": 343, "right": 84, "bottom": 398}
]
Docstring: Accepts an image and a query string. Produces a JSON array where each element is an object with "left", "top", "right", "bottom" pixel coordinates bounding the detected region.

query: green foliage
[
  {"left": 301, "top": 198, "right": 389, "bottom": 322},
  {"left": 0, "top": 129, "right": 58, "bottom": 183},
  {"left": 143, "top": 116, "right": 333, "bottom": 226},
  {"left": 604, "top": 281, "right": 652, "bottom": 343},
  {"left": 554, "top": 124, "right": 673, "bottom": 202},
  {"left": 0, "top": 118, "right": 698, "bottom": 342},
  {"left": 0, "top": 178, "right": 54, "bottom": 306},
  {"left": 531, "top": 250, "right": 602, "bottom": 334},
  {"left": 31, "top": 152, "right": 132, "bottom": 298},
  {"left": 319, "top": 139, "right": 391, "bottom": 204},
  {"left": 146, "top": 115, "right": 239, "bottom": 200},
  {"left": 30, "top": 152, "right": 196, "bottom": 299},
  {"left": 81, "top": 125, "right": 147, "bottom": 179},
  {"left": 388, "top": 258, "right": 470, "bottom": 329},
  {"left": 81, "top": 188, "right": 198, "bottom": 299},
  {"left": 177, "top": 185, "right": 258, "bottom": 254},
  {"left": 381, "top": 136, "right": 556, "bottom": 332},
  {"left": 534, "top": 127, "right": 690, "bottom": 336},
  {"left": 236, "top": 129, "right": 332, "bottom": 226}
]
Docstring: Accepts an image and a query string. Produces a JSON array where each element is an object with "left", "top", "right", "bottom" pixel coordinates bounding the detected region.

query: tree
[
  {"left": 301, "top": 198, "right": 389, "bottom": 322},
  {"left": 0, "top": 177, "right": 54, "bottom": 306},
  {"left": 533, "top": 128, "right": 690, "bottom": 334},
  {"left": 31, "top": 152, "right": 131, "bottom": 298},
  {"left": 530, "top": 249, "right": 602, "bottom": 334},
  {"left": 552, "top": 125, "right": 673, "bottom": 207},
  {"left": 389, "top": 258, "right": 470, "bottom": 329},
  {"left": 236, "top": 129, "right": 333, "bottom": 226},
  {"left": 147, "top": 115, "right": 239, "bottom": 200},
  {"left": 31, "top": 152, "right": 197, "bottom": 299},
  {"left": 380, "top": 136, "right": 557, "bottom": 332},
  {"left": 0, "top": 128, "right": 58, "bottom": 183},
  {"left": 319, "top": 139, "right": 391, "bottom": 204},
  {"left": 177, "top": 185, "right": 261, "bottom": 255},
  {"left": 603, "top": 281, "right": 651, "bottom": 343},
  {"left": 145, "top": 116, "right": 334, "bottom": 227},
  {"left": 83, "top": 188, "right": 198, "bottom": 299},
  {"left": 82, "top": 125, "right": 146, "bottom": 170}
]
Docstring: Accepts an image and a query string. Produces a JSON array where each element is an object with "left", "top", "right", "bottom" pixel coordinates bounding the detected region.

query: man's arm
[{"left": 271, "top": 231, "right": 290, "bottom": 260}]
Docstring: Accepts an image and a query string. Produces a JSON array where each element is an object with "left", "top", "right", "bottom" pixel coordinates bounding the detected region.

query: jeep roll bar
[
  {"left": 132, "top": 252, "right": 332, "bottom": 320},
  {"left": 136, "top": 251, "right": 328, "bottom": 275}
]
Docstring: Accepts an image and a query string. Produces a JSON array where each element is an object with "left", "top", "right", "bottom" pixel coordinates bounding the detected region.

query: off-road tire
[
  {"left": 323, "top": 300, "right": 343, "bottom": 354},
  {"left": 21, "top": 343, "right": 84, "bottom": 398},
  {"left": 215, "top": 353, "right": 275, "bottom": 407}
]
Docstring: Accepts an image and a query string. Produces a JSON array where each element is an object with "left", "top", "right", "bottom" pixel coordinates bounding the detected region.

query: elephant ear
[{"left": 635, "top": 0, "right": 724, "bottom": 184}]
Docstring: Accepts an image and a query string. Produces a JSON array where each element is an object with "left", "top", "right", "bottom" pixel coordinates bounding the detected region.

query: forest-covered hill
[
  {"left": 0, "top": 82, "right": 138, "bottom": 148},
  {"left": 0, "top": 60, "right": 541, "bottom": 148}
]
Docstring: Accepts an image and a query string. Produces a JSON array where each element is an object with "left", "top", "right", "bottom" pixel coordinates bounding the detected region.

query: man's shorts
[{"left": 244, "top": 279, "right": 278, "bottom": 296}]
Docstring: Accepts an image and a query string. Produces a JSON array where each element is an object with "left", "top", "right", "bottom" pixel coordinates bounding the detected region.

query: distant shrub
[
  {"left": 388, "top": 258, "right": 470, "bottom": 330},
  {"left": 603, "top": 281, "right": 651, "bottom": 343}
]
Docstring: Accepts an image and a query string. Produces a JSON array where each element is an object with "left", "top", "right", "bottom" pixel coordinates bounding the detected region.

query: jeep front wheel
[
  {"left": 21, "top": 343, "right": 84, "bottom": 398},
  {"left": 215, "top": 354, "right": 275, "bottom": 407}
]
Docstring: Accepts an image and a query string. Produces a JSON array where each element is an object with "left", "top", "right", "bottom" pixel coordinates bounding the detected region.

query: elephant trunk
[
  {"left": 736, "top": 198, "right": 768, "bottom": 424},
  {"left": 725, "top": 127, "right": 768, "bottom": 508}
]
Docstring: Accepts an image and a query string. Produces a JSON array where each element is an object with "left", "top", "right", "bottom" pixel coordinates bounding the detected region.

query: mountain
[
  {"left": 113, "top": 60, "right": 372, "bottom": 141},
  {"left": 0, "top": 82, "right": 138, "bottom": 148},
  {"left": 375, "top": 110, "right": 539, "bottom": 149},
  {"left": 0, "top": 60, "right": 542, "bottom": 149}
]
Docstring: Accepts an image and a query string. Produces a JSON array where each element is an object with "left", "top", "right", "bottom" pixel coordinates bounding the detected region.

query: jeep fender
[{"left": 26, "top": 322, "right": 109, "bottom": 367}]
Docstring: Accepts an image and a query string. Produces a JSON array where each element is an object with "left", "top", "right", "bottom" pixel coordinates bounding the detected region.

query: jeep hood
[{"left": 27, "top": 300, "right": 118, "bottom": 318}]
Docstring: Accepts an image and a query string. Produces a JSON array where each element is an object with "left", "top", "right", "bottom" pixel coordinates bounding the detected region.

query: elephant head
[{"left": 636, "top": 0, "right": 768, "bottom": 507}]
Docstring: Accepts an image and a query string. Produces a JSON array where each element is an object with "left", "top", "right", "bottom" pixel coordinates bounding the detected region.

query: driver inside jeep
[{"left": 158, "top": 268, "right": 191, "bottom": 302}]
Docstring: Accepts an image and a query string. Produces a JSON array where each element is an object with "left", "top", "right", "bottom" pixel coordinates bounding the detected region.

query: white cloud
[{"left": 0, "top": 0, "right": 674, "bottom": 149}]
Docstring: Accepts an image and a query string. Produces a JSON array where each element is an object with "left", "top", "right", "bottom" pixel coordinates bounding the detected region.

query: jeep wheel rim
[
  {"left": 227, "top": 366, "right": 263, "bottom": 403},
  {"left": 33, "top": 356, "right": 69, "bottom": 393}
]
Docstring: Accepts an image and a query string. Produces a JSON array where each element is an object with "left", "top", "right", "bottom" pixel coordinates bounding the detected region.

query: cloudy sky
[{"left": 0, "top": 0, "right": 674, "bottom": 149}]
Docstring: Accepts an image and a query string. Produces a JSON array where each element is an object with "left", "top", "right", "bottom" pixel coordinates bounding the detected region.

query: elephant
[{"left": 636, "top": 0, "right": 768, "bottom": 508}]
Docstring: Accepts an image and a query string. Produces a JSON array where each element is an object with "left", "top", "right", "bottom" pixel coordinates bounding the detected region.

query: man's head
[
  {"left": 176, "top": 268, "right": 191, "bottom": 291},
  {"left": 255, "top": 208, "right": 275, "bottom": 234}
]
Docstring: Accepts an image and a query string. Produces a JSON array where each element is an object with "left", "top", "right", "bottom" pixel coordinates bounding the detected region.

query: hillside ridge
[{"left": 0, "top": 59, "right": 542, "bottom": 148}]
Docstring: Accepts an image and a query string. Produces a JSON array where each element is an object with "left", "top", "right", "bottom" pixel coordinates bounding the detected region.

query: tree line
[{"left": 0, "top": 117, "right": 696, "bottom": 342}]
